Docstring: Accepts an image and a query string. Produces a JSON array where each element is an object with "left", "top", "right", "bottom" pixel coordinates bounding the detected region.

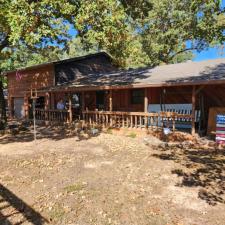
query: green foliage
[
  {"left": 1, "top": 0, "right": 224, "bottom": 71},
  {"left": 48, "top": 203, "right": 65, "bottom": 222},
  {"left": 127, "top": 132, "right": 137, "bottom": 138},
  {"left": 0, "top": 0, "right": 223, "bottom": 129},
  {"left": 64, "top": 183, "right": 85, "bottom": 193},
  {"left": 74, "top": 0, "right": 224, "bottom": 67},
  {"left": 139, "top": 0, "right": 225, "bottom": 65}
]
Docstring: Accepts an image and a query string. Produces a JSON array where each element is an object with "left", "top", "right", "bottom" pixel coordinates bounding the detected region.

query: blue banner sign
[{"left": 216, "top": 114, "right": 225, "bottom": 144}]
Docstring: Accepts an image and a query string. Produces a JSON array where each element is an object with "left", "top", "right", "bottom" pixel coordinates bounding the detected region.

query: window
[{"left": 131, "top": 89, "right": 144, "bottom": 104}]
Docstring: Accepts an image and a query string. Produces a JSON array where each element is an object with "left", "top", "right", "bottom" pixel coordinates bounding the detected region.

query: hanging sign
[{"left": 216, "top": 114, "right": 225, "bottom": 144}]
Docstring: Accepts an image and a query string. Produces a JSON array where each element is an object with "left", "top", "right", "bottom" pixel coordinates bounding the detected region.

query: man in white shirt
[{"left": 57, "top": 99, "right": 65, "bottom": 110}]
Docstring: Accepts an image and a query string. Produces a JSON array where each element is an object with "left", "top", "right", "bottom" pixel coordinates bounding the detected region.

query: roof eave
[{"left": 34, "top": 79, "right": 225, "bottom": 93}]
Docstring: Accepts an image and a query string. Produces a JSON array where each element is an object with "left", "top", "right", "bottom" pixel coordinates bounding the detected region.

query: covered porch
[{"left": 25, "top": 84, "right": 206, "bottom": 135}]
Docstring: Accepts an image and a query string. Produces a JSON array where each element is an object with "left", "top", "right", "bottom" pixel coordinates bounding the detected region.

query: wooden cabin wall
[
  {"left": 7, "top": 65, "right": 54, "bottom": 117},
  {"left": 7, "top": 65, "right": 54, "bottom": 98},
  {"left": 112, "top": 86, "right": 196, "bottom": 112},
  {"left": 201, "top": 84, "right": 225, "bottom": 131},
  {"left": 202, "top": 85, "right": 225, "bottom": 109},
  {"left": 149, "top": 86, "right": 194, "bottom": 105},
  {"left": 112, "top": 89, "right": 144, "bottom": 112}
]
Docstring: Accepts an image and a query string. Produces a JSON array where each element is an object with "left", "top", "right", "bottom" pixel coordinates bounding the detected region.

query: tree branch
[{"left": 168, "top": 47, "right": 198, "bottom": 61}]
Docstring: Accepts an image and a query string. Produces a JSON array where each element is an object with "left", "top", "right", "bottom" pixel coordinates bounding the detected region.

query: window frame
[{"left": 130, "top": 89, "right": 144, "bottom": 105}]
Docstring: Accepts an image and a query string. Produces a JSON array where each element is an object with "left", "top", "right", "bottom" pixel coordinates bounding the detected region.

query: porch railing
[
  {"left": 82, "top": 110, "right": 192, "bottom": 131},
  {"left": 35, "top": 109, "right": 70, "bottom": 123}
]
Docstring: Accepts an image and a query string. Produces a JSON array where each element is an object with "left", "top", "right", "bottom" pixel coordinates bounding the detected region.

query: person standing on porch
[{"left": 57, "top": 99, "right": 65, "bottom": 110}]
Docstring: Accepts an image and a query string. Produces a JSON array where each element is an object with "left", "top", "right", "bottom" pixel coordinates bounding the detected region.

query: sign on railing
[{"left": 216, "top": 114, "right": 225, "bottom": 144}]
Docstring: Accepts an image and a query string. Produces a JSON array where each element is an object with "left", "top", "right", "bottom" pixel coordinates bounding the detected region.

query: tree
[
  {"left": 138, "top": 0, "right": 225, "bottom": 65},
  {"left": 74, "top": 0, "right": 224, "bottom": 66},
  {"left": 0, "top": 1, "right": 224, "bottom": 128},
  {"left": 0, "top": 0, "right": 79, "bottom": 128}
]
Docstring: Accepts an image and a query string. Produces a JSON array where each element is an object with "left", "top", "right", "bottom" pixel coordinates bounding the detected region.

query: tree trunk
[{"left": 0, "top": 80, "right": 7, "bottom": 130}]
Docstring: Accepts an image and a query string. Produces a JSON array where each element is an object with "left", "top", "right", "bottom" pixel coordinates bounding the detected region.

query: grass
[
  {"left": 106, "top": 128, "right": 113, "bottom": 134},
  {"left": 64, "top": 183, "right": 85, "bottom": 193},
  {"left": 127, "top": 132, "right": 137, "bottom": 138},
  {"left": 49, "top": 203, "right": 65, "bottom": 222}
]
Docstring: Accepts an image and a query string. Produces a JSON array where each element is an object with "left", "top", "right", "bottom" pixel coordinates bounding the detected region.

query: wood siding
[
  {"left": 7, "top": 64, "right": 54, "bottom": 117},
  {"left": 7, "top": 65, "right": 54, "bottom": 98}
]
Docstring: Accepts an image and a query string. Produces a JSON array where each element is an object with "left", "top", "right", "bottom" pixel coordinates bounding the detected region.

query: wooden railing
[
  {"left": 82, "top": 110, "right": 192, "bottom": 131},
  {"left": 35, "top": 109, "right": 70, "bottom": 123}
]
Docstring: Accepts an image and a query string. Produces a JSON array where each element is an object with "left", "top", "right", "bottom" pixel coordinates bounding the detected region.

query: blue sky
[{"left": 194, "top": 47, "right": 225, "bottom": 61}]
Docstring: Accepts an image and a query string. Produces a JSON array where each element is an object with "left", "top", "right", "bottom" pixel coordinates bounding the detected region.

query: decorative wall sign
[{"left": 216, "top": 114, "right": 225, "bottom": 144}]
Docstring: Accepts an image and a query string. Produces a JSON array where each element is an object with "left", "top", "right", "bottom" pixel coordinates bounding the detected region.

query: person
[{"left": 57, "top": 99, "right": 65, "bottom": 110}]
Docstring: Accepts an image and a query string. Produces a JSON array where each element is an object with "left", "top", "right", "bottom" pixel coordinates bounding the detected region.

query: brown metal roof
[{"left": 38, "top": 57, "right": 225, "bottom": 92}]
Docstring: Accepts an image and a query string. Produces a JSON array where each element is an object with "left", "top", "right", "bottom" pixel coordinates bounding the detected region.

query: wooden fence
[
  {"left": 82, "top": 110, "right": 192, "bottom": 131},
  {"left": 35, "top": 109, "right": 70, "bottom": 123}
]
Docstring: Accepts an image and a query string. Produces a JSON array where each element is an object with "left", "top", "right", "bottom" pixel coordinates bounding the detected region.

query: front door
[
  {"left": 96, "top": 91, "right": 105, "bottom": 110},
  {"left": 14, "top": 98, "right": 24, "bottom": 118}
]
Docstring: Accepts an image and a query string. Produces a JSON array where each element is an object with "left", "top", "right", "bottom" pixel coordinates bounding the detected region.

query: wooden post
[
  {"left": 69, "top": 94, "right": 72, "bottom": 123},
  {"left": 81, "top": 91, "right": 85, "bottom": 121},
  {"left": 45, "top": 92, "right": 50, "bottom": 123},
  {"left": 109, "top": 90, "right": 113, "bottom": 111},
  {"left": 191, "top": 86, "right": 196, "bottom": 135},
  {"left": 50, "top": 92, "right": 55, "bottom": 109},
  {"left": 45, "top": 92, "right": 50, "bottom": 110},
  {"left": 24, "top": 95, "right": 29, "bottom": 119},
  {"left": 82, "top": 91, "right": 85, "bottom": 111},
  {"left": 144, "top": 88, "right": 148, "bottom": 112},
  {"left": 144, "top": 88, "right": 148, "bottom": 129}
]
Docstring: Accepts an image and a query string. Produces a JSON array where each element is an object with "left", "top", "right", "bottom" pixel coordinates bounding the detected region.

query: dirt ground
[{"left": 0, "top": 126, "right": 224, "bottom": 225}]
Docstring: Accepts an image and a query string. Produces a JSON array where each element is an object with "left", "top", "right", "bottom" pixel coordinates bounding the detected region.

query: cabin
[{"left": 4, "top": 52, "right": 225, "bottom": 136}]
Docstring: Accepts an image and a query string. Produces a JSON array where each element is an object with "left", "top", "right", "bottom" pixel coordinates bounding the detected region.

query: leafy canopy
[{"left": 0, "top": 0, "right": 224, "bottom": 72}]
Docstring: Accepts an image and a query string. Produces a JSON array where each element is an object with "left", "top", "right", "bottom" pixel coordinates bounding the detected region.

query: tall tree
[
  {"left": 139, "top": 0, "right": 225, "bottom": 65},
  {"left": 0, "top": 0, "right": 224, "bottom": 128},
  {"left": 0, "top": 0, "right": 78, "bottom": 128},
  {"left": 74, "top": 0, "right": 224, "bottom": 66}
]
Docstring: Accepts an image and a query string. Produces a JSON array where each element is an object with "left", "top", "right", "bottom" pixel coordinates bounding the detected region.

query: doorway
[{"left": 96, "top": 91, "right": 105, "bottom": 110}]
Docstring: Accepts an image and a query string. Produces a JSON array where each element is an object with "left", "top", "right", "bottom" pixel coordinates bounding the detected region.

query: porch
[{"left": 25, "top": 85, "right": 203, "bottom": 135}]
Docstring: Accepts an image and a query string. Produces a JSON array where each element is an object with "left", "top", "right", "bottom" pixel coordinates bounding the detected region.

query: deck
[{"left": 32, "top": 109, "right": 193, "bottom": 131}]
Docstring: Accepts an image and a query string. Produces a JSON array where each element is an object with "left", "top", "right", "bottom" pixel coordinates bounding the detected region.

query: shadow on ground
[
  {"left": 0, "top": 123, "right": 102, "bottom": 144},
  {"left": 0, "top": 183, "right": 48, "bottom": 224},
  {"left": 152, "top": 147, "right": 225, "bottom": 206}
]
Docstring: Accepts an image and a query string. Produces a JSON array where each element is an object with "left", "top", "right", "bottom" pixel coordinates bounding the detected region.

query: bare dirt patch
[{"left": 0, "top": 126, "right": 224, "bottom": 225}]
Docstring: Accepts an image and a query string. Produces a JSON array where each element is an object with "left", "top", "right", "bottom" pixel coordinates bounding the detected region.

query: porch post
[
  {"left": 45, "top": 92, "right": 50, "bottom": 110},
  {"left": 24, "top": 94, "right": 29, "bottom": 119},
  {"left": 8, "top": 96, "right": 12, "bottom": 119},
  {"left": 50, "top": 92, "right": 55, "bottom": 109},
  {"left": 81, "top": 91, "right": 85, "bottom": 126},
  {"left": 44, "top": 92, "right": 50, "bottom": 123},
  {"left": 81, "top": 91, "right": 85, "bottom": 111},
  {"left": 144, "top": 88, "right": 148, "bottom": 112},
  {"left": 109, "top": 89, "right": 113, "bottom": 111},
  {"left": 69, "top": 94, "right": 72, "bottom": 123},
  {"left": 191, "top": 86, "right": 196, "bottom": 135}
]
